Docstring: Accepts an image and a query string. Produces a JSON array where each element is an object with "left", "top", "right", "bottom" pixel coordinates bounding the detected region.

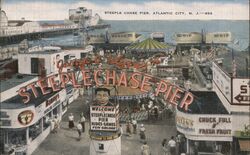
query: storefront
[
  {"left": 176, "top": 110, "right": 232, "bottom": 155},
  {"left": 211, "top": 62, "right": 250, "bottom": 155},
  {"left": 0, "top": 89, "right": 66, "bottom": 155},
  {"left": 176, "top": 91, "right": 232, "bottom": 155}
]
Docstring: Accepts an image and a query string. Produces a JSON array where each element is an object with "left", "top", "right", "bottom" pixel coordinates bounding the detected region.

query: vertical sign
[
  {"left": 212, "top": 62, "right": 231, "bottom": 102},
  {"left": 90, "top": 105, "right": 119, "bottom": 131}
]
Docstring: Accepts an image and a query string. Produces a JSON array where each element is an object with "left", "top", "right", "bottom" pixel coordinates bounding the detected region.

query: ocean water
[{"left": 35, "top": 20, "right": 249, "bottom": 51}]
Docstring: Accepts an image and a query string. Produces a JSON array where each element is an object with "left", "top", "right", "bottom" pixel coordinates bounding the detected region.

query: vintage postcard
[{"left": 0, "top": 0, "right": 249, "bottom": 155}]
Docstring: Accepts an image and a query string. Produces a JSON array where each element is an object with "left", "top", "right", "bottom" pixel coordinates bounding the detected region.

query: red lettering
[
  {"left": 164, "top": 85, "right": 173, "bottom": 100},
  {"left": 27, "top": 83, "right": 39, "bottom": 98},
  {"left": 70, "top": 72, "right": 81, "bottom": 88},
  {"left": 130, "top": 72, "right": 140, "bottom": 89},
  {"left": 48, "top": 75, "right": 60, "bottom": 91},
  {"left": 170, "top": 88, "right": 183, "bottom": 105},
  {"left": 106, "top": 70, "right": 116, "bottom": 85},
  {"left": 18, "top": 87, "right": 31, "bottom": 104},
  {"left": 140, "top": 75, "right": 152, "bottom": 92},
  {"left": 82, "top": 70, "right": 91, "bottom": 86},
  {"left": 37, "top": 79, "right": 51, "bottom": 95},
  {"left": 180, "top": 92, "right": 194, "bottom": 111},
  {"left": 60, "top": 73, "right": 70, "bottom": 88},
  {"left": 94, "top": 70, "right": 102, "bottom": 86},
  {"left": 118, "top": 72, "right": 127, "bottom": 87},
  {"left": 56, "top": 59, "right": 64, "bottom": 73},
  {"left": 155, "top": 80, "right": 168, "bottom": 96}
]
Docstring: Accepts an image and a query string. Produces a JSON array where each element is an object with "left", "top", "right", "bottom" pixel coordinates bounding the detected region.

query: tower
[{"left": 89, "top": 87, "right": 121, "bottom": 155}]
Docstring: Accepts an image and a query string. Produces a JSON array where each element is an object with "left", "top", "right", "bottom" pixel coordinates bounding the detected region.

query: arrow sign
[{"left": 234, "top": 94, "right": 250, "bottom": 102}]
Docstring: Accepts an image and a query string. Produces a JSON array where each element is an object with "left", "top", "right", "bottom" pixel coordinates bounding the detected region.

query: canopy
[{"left": 126, "top": 38, "right": 170, "bottom": 52}]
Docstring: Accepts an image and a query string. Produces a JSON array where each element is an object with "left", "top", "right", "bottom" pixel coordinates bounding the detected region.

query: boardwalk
[{"left": 32, "top": 96, "right": 177, "bottom": 155}]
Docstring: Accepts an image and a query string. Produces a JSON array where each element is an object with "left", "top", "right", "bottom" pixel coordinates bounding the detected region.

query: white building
[
  {"left": 0, "top": 46, "right": 86, "bottom": 155},
  {"left": 174, "top": 32, "right": 202, "bottom": 44},
  {"left": 69, "top": 7, "right": 100, "bottom": 27},
  {"left": 0, "top": 9, "right": 78, "bottom": 37},
  {"left": 205, "top": 32, "right": 232, "bottom": 44},
  {"left": 18, "top": 47, "right": 64, "bottom": 75},
  {"left": 176, "top": 61, "right": 250, "bottom": 155}
]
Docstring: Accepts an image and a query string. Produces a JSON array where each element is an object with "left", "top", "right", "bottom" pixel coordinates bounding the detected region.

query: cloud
[{"left": 2, "top": 1, "right": 249, "bottom": 21}]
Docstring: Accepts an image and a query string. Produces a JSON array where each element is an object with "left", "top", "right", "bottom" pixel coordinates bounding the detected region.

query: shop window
[
  {"left": 31, "top": 58, "right": 39, "bottom": 74},
  {"left": 0, "top": 129, "right": 26, "bottom": 154},
  {"left": 196, "top": 141, "right": 216, "bottom": 153},
  {"left": 29, "top": 119, "right": 42, "bottom": 141},
  {"left": 53, "top": 105, "right": 59, "bottom": 116},
  {"left": 7, "top": 129, "right": 27, "bottom": 145},
  {"left": 64, "top": 55, "right": 70, "bottom": 62},
  {"left": 80, "top": 53, "right": 86, "bottom": 58}
]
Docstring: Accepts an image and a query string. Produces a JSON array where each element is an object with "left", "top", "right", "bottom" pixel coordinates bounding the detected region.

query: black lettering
[{"left": 240, "top": 85, "right": 247, "bottom": 94}]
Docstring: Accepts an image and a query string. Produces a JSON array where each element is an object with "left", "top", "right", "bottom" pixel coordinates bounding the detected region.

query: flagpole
[
  {"left": 246, "top": 58, "right": 249, "bottom": 78},
  {"left": 231, "top": 48, "right": 236, "bottom": 78}
]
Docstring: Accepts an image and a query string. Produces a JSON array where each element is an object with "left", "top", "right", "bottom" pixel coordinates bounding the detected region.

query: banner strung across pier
[{"left": 18, "top": 58, "right": 194, "bottom": 111}]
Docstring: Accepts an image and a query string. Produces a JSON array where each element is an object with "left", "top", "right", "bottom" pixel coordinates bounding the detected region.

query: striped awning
[{"left": 126, "top": 38, "right": 170, "bottom": 52}]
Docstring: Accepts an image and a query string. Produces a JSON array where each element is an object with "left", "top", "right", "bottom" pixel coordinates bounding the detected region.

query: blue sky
[{"left": 2, "top": 0, "right": 249, "bottom": 20}]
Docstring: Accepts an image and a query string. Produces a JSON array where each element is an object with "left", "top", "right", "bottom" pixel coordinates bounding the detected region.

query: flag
[
  {"left": 232, "top": 50, "right": 237, "bottom": 77},
  {"left": 234, "top": 39, "right": 239, "bottom": 45}
]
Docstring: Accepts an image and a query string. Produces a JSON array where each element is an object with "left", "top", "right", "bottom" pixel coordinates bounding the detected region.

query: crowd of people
[{"left": 123, "top": 118, "right": 186, "bottom": 155}]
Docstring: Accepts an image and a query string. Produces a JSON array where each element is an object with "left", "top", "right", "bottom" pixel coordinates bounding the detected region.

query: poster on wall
[{"left": 0, "top": 0, "right": 249, "bottom": 155}]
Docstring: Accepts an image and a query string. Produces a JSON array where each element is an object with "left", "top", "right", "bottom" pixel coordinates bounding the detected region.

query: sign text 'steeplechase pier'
[{"left": 18, "top": 58, "right": 194, "bottom": 111}]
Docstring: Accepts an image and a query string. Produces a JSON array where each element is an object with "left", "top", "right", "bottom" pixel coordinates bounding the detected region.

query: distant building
[
  {"left": 174, "top": 32, "right": 202, "bottom": 44},
  {"left": 69, "top": 7, "right": 100, "bottom": 27},
  {"left": 150, "top": 32, "right": 165, "bottom": 42},
  {"left": 0, "top": 9, "right": 78, "bottom": 37},
  {"left": 205, "top": 32, "right": 232, "bottom": 44},
  {"left": 0, "top": 10, "right": 8, "bottom": 28}
]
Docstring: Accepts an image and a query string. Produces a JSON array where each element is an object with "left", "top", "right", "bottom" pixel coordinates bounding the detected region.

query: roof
[
  {"left": 25, "top": 50, "right": 62, "bottom": 55},
  {"left": 1, "top": 88, "right": 60, "bottom": 109},
  {"left": 178, "top": 91, "right": 229, "bottom": 114},
  {"left": 0, "top": 74, "right": 37, "bottom": 92},
  {"left": 126, "top": 38, "right": 170, "bottom": 52},
  {"left": 8, "top": 20, "right": 32, "bottom": 26}
]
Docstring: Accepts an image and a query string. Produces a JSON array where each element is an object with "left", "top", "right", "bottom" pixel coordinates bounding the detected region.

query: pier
[{"left": 0, "top": 28, "right": 78, "bottom": 46}]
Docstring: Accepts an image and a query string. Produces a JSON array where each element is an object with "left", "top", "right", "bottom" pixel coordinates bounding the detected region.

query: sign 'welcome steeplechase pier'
[
  {"left": 17, "top": 58, "right": 194, "bottom": 111},
  {"left": 90, "top": 105, "right": 119, "bottom": 131}
]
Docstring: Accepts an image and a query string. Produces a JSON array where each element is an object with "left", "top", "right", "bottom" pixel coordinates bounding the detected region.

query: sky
[{"left": 1, "top": 0, "right": 249, "bottom": 21}]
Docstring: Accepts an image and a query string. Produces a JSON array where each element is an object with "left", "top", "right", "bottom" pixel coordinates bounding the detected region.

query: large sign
[
  {"left": 212, "top": 62, "right": 231, "bottom": 102},
  {"left": 176, "top": 111, "right": 232, "bottom": 140},
  {"left": 90, "top": 105, "right": 119, "bottom": 131},
  {"left": 0, "top": 106, "right": 37, "bottom": 128},
  {"left": 17, "top": 58, "right": 195, "bottom": 111},
  {"left": 232, "top": 79, "right": 250, "bottom": 105},
  {"left": 17, "top": 110, "right": 34, "bottom": 125},
  {"left": 198, "top": 116, "right": 232, "bottom": 136}
]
